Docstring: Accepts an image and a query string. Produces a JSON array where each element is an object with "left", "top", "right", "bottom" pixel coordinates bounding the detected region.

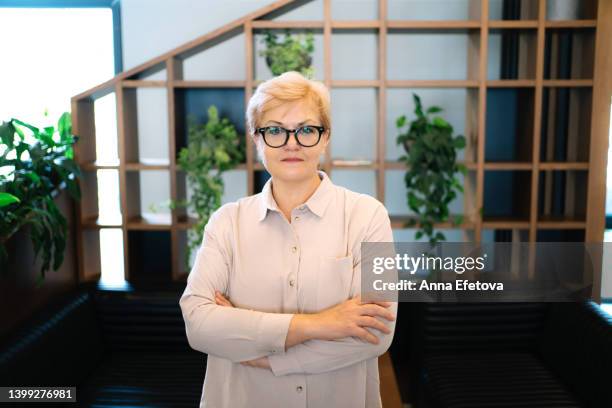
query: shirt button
[
  {"left": 296, "top": 386, "right": 303, "bottom": 393},
  {"left": 291, "top": 246, "right": 297, "bottom": 253},
  {"left": 289, "top": 279, "right": 295, "bottom": 287}
]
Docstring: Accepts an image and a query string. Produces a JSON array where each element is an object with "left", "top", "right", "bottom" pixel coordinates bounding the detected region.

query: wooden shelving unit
[{"left": 71, "top": 0, "right": 610, "bottom": 293}]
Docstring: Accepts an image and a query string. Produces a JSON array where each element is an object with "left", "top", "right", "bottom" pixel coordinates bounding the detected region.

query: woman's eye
[
  {"left": 302, "top": 126, "right": 314, "bottom": 134},
  {"left": 268, "top": 127, "right": 282, "bottom": 135}
]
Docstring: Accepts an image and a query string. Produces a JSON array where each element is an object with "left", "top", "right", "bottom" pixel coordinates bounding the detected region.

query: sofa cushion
[
  {"left": 0, "top": 289, "right": 104, "bottom": 387},
  {"left": 77, "top": 351, "right": 205, "bottom": 407},
  {"left": 422, "top": 352, "right": 582, "bottom": 408}
]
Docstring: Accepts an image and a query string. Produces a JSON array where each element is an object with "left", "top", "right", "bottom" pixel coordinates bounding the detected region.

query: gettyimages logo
[{"left": 361, "top": 242, "right": 599, "bottom": 303}]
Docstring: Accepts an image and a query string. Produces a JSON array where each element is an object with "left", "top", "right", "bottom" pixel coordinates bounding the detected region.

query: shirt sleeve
[
  {"left": 179, "top": 204, "right": 294, "bottom": 363},
  {"left": 268, "top": 201, "right": 398, "bottom": 376}
]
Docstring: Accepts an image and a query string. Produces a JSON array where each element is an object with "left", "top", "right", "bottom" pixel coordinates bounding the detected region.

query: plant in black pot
[
  {"left": 0, "top": 112, "right": 80, "bottom": 280},
  {"left": 396, "top": 93, "right": 466, "bottom": 245},
  {"left": 259, "top": 29, "right": 315, "bottom": 78}
]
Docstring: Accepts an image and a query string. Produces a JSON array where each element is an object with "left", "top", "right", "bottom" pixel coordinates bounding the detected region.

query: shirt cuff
[
  {"left": 268, "top": 347, "right": 302, "bottom": 376},
  {"left": 256, "top": 312, "right": 294, "bottom": 355}
]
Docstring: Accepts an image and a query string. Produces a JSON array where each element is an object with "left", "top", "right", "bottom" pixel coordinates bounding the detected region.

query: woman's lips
[{"left": 281, "top": 158, "right": 303, "bottom": 162}]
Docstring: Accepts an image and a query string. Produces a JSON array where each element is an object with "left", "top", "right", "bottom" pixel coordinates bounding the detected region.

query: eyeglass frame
[{"left": 256, "top": 125, "right": 326, "bottom": 148}]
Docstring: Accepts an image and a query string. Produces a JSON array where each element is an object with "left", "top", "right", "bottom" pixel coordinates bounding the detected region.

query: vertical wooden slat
[
  {"left": 245, "top": 21, "right": 255, "bottom": 196},
  {"left": 167, "top": 57, "right": 181, "bottom": 280},
  {"left": 475, "top": 0, "right": 489, "bottom": 242},
  {"left": 525, "top": 0, "right": 547, "bottom": 281},
  {"left": 377, "top": 0, "right": 388, "bottom": 203},
  {"left": 71, "top": 98, "right": 96, "bottom": 282},
  {"left": 115, "top": 82, "right": 131, "bottom": 280},
  {"left": 529, "top": 0, "right": 547, "bottom": 245},
  {"left": 323, "top": 0, "right": 332, "bottom": 176},
  {"left": 586, "top": 0, "right": 611, "bottom": 302}
]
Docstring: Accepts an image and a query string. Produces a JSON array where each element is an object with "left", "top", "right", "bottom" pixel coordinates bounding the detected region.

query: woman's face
[{"left": 255, "top": 99, "right": 329, "bottom": 183}]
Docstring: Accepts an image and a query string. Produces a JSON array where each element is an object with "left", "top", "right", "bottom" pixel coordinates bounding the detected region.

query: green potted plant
[
  {"left": 259, "top": 29, "right": 315, "bottom": 78},
  {"left": 396, "top": 93, "right": 467, "bottom": 245},
  {"left": 0, "top": 112, "right": 80, "bottom": 279},
  {"left": 173, "top": 105, "right": 244, "bottom": 269}
]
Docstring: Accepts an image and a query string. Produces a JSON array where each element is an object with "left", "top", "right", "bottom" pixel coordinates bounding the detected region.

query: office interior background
[{"left": 1, "top": 1, "right": 611, "bottom": 407}]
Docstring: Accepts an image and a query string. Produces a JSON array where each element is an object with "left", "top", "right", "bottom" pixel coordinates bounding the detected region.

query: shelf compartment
[
  {"left": 387, "top": 28, "right": 481, "bottom": 81},
  {"left": 536, "top": 229, "right": 585, "bottom": 241},
  {"left": 387, "top": 88, "right": 477, "bottom": 163},
  {"left": 388, "top": 0, "right": 481, "bottom": 21},
  {"left": 127, "top": 230, "right": 172, "bottom": 284},
  {"left": 481, "top": 228, "right": 529, "bottom": 243},
  {"left": 120, "top": 87, "right": 170, "bottom": 166},
  {"left": 545, "top": 0, "right": 598, "bottom": 21},
  {"left": 331, "top": 29, "right": 378, "bottom": 81},
  {"left": 253, "top": 28, "right": 324, "bottom": 81},
  {"left": 537, "top": 170, "right": 587, "bottom": 223},
  {"left": 488, "top": 28, "right": 537, "bottom": 80},
  {"left": 485, "top": 88, "right": 535, "bottom": 162},
  {"left": 174, "top": 169, "right": 247, "bottom": 224},
  {"left": 384, "top": 169, "right": 469, "bottom": 220},
  {"left": 124, "top": 170, "right": 171, "bottom": 229},
  {"left": 174, "top": 87, "right": 246, "bottom": 157},
  {"left": 483, "top": 170, "right": 532, "bottom": 222},
  {"left": 332, "top": 169, "right": 376, "bottom": 198},
  {"left": 332, "top": 88, "right": 377, "bottom": 162},
  {"left": 540, "top": 87, "right": 592, "bottom": 163},
  {"left": 332, "top": 0, "right": 377, "bottom": 21},
  {"left": 544, "top": 27, "right": 595, "bottom": 80},
  {"left": 489, "top": 0, "right": 538, "bottom": 20}
]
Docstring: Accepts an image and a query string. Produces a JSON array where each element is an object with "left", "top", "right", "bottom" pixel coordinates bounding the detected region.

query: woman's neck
[{"left": 271, "top": 173, "right": 322, "bottom": 222}]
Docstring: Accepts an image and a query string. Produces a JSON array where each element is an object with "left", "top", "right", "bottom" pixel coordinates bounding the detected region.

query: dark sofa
[
  {"left": 0, "top": 284, "right": 205, "bottom": 407},
  {"left": 391, "top": 301, "right": 612, "bottom": 408}
]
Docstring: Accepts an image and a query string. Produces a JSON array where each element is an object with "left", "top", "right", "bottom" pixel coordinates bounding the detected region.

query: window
[{"left": 1, "top": 2, "right": 125, "bottom": 288}]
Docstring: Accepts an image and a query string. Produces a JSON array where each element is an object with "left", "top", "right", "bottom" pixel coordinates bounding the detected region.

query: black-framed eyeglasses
[{"left": 256, "top": 125, "right": 326, "bottom": 148}]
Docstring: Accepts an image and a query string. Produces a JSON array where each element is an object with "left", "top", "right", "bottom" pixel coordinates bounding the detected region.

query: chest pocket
[{"left": 316, "top": 255, "right": 354, "bottom": 310}]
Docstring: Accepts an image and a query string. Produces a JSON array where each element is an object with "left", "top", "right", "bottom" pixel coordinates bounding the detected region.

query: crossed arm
[{"left": 179, "top": 203, "right": 398, "bottom": 376}]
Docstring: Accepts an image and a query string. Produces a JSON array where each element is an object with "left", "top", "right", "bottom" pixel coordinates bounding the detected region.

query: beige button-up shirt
[{"left": 179, "top": 170, "right": 397, "bottom": 408}]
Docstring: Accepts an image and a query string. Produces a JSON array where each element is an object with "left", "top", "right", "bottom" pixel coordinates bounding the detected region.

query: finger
[
  {"left": 357, "top": 316, "right": 391, "bottom": 334},
  {"left": 361, "top": 304, "right": 395, "bottom": 321},
  {"left": 215, "top": 293, "right": 232, "bottom": 307},
  {"left": 364, "top": 300, "right": 392, "bottom": 308},
  {"left": 352, "top": 326, "right": 379, "bottom": 344}
]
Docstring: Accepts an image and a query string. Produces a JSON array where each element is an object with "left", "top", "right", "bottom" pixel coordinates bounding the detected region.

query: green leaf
[
  {"left": 453, "top": 135, "right": 466, "bottom": 149},
  {"left": 0, "top": 192, "right": 20, "bottom": 207},
  {"left": 396, "top": 115, "right": 406, "bottom": 128},
  {"left": 0, "top": 121, "right": 15, "bottom": 148},
  {"left": 57, "top": 112, "right": 72, "bottom": 140},
  {"left": 432, "top": 116, "right": 449, "bottom": 128},
  {"left": 426, "top": 106, "right": 442, "bottom": 114}
]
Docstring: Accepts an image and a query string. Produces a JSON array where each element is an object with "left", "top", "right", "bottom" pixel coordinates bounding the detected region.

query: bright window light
[{"left": 1, "top": 7, "right": 125, "bottom": 287}]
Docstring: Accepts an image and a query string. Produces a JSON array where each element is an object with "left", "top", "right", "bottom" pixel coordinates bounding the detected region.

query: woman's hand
[
  {"left": 215, "top": 290, "right": 234, "bottom": 307},
  {"left": 215, "top": 291, "right": 271, "bottom": 370},
  {"left": 308, "top": 295, "right": 395, "bottom": 345}
]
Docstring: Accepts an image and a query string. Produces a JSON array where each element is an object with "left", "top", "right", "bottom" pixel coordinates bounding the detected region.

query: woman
[{"left": 179, "top": 71, "right": 398, "bottom": 408}]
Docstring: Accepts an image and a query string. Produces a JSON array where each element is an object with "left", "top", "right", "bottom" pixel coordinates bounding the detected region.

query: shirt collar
[{"left": 258, "top": 170, "right": 334, "bottom": 222}]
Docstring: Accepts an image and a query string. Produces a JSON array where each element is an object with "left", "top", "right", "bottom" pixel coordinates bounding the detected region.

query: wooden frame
[{"left": 71, "top": 0, "right": 610, "bottom": 300}]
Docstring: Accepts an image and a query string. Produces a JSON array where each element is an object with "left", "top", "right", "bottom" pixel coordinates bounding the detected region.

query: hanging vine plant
[
  {"left": 173, "top": 105, "right": 244, "bottom": 269},
  {"left": 396, "top": 93, "right": 467, "bottom": 244},
  {"left": 0, "top": 112, "right": 80, "bottom": 279},
  {"left": 259, "top": 29, "right": 315, "bottom": 78}
]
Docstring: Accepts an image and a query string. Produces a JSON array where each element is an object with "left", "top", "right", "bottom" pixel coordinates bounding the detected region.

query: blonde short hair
[{"left": 246, "top": 71, "right": 331, "bottom": 137}]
